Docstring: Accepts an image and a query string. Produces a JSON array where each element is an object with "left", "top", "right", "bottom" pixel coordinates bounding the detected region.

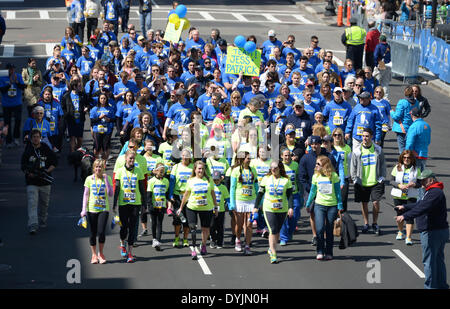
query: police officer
[{"left": 341, "top": 17, "right": 366, "bottom": 71}]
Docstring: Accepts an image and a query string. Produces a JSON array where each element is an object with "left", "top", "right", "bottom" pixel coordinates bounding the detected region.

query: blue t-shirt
[
  {"left": 0, "top": 74, "right": 25, "bottom": 107},
  {"left": 90, "top": 106, "right": 115, "bottom": 134}
]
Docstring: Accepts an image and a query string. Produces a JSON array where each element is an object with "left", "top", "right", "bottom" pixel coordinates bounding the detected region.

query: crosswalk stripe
[
  {"left": 3, "top": 45, "right": 14, "bottom": 58},
  {"left": 392, "top": 249, "right": 425, "bottom": 278},
  {"left": 6, "top": 11, "right": 16, "bottom": 20},
  {"left": 293, "top": 14, "right": 316, "bottom": 25},
  {"left": 39, "top": 10, "right": 49, "bottom": 19},
  {"left": 198, "top": 11, "right": 215, "bottom": 21},
  {"left": 262, "top": 13, "right": 282, "bottom": 23},
  {"left": 231, "top": 13, "right": 248, "bottom": 22}
]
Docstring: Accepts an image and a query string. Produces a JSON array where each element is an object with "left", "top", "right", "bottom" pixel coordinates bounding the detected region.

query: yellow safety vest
[{"left": 345, "top": 26, "right": 366, "bottom": 45}]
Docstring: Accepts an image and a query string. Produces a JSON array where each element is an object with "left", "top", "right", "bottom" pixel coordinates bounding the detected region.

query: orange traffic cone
[
  {"left": 337, "top": 0, "right": 343, "bottom": 27},
  {"left": 346, "top": 0, "right": 352, "bottom": 26}
]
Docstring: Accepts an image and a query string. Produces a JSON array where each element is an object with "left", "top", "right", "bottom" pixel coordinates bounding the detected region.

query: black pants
[
  {"left": 186, "top": 208, "right": 213, "bottom": 247},
  {"left": 210, "top": 212, "right": 225, "bottom": 246},
  {"left": 365, "top": 51, "right": 375, "bottom": 70},
  {"left": 346, "top": 44, "right": 365, "bottom": 71},
  {"left": 341, "top": 178, "right": 350, "bottom": 212},
  {"left": 3, "top": 105, "right": 22, "bottom": 144},
  {"left": 87, "top": 211, "right": 109, "bottom": 246},
  {"left": 150, "top": 208, "right": 165, "bottom": 241},
  {"left": 120, "top": 8, "right": 130, "bottom": 32},
  {"left": 86, "top": 18, "right": 98, "bottom": 40},
  {"left": 71, "top": 21, "right": 85, "bottom": 43},
  {"left": 119, "top": 204, "right": 139, "bottom": 245}
]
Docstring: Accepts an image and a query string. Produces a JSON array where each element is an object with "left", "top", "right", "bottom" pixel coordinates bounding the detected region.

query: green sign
[{"left": 225, "top": 46, "right": 261, "bottom": 77}]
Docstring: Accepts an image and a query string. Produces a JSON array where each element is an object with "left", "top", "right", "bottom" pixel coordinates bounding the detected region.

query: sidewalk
[{"left": 292, "top": 0, "right": 337, "bottom": 26}]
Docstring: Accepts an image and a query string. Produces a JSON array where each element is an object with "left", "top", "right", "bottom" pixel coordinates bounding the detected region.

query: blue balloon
[
  {"left": 175, "top": 5, "right": 187, "bottom": 18},
  {"left": 234, "top": 35, "right": 246, "bottom": 48},
  {"left": 244, "top": 41, "right": 256, "bottom": 53}
]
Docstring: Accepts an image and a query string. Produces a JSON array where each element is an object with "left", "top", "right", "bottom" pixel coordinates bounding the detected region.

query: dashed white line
[
  {"left": 3, "top": 45, "right": 14, "bottom": 58},
  {"left": 6, "top": 11, "right": 16, "bottom": 20},
  {"left": 39, "top": 10, "right": 49, "bottom": 19},
  {"left": 231, "top": 13, "right": 248, "bottom": 22},
  {"left": 262, "top": 13, "right": 282, "bottom": 23},
  {"left": 293, "top": 14, "right": 316, "bottom": 25},
  {"left": 198, "top": 11, "right": 215, "bottom": 21},
  {"left": 190, "top": 246, "right": 212, "bottom": 275},
  {"left": 393, "top": 249, "right": 425, "bottom": 278}
]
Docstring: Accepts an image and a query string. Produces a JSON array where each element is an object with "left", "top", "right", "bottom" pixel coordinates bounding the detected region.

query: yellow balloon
[
  {"left": 181, "top": 18, "right": 190, "bottom": 31},
  {"left": 169, "top": 13, "right": 180, "bottom": 25}
]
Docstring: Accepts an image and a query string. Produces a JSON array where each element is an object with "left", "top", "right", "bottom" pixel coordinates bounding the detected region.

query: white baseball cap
[{"left": 268, "top": 29, "right": 276, "bottom": 37}]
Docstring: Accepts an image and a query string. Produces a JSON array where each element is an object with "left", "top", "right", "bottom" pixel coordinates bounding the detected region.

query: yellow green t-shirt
[
  {"left": 113, "top": 153, "right": 147, "bottom": 178},
  {"left": 283, "top": 161, "right": 299, "bottom": 194},
  {"left": 260, "top": 175, "right": 292, "bottom": 213},
  {"left": 312, "top": 172, "right": 340, "bottom": 206},
  {"left": 143, "top": 153, "right": 164, "bottom": 180},
  {"left": 148, "top": 176, "right": 169, "bottom": 208},
  {"left": 231, "top": 166, "right": 258, "bottom": 202},
  {"left": 84, "top": 175, "right": 112, "bottom": 213},
  {"left": 186, "top": 177, "right": 215, "bottom": 211},
  {"left": 158, "top": 142, "right": 175, "bottom": 174},
  {"left": 206, "top": 157, "right": 230, "bottom": 177},
  {"left": 171, "top": 162, "right": 194, "bottom": 195},
  {"left": 361, "top": 144, "right": 377, "bottom": 187},
  {"left": 250, "top": 158, "right": 272, "bottom": 184},
  {"left": 115, "top": 166, "right": 145, "bottom": 206}
]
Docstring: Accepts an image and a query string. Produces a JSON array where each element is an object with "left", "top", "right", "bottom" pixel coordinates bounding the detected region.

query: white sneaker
[
  {"left": 396, "top": 231, "right": 404, "bottom": 240},
  {"left": 316, "top": 254, "right": 324, "bottom": 260},
  {"left": 235, "top": 239, "right": 242, "bottom": 252}
]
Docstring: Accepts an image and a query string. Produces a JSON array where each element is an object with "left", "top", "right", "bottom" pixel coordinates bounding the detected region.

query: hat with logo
[
  {"left": 285, "top": 128, "right": 295, "bottom": 135},
  {"left": 212, "top": 170, "right": 223, "bottom": 180},
  {"left": 268, "top": 29, "right": 276, "bottom": 37},
  {"left": 293, "top": 99, "right": 304, "bottom": 107},
  {"left": 310, "top": 135, "right": 322, "bottom": 144},
  {"left": 358, "top": 91, "right": 371, "bottom": 99}
]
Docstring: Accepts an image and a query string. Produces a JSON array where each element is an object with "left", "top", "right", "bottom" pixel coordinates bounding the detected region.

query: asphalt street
[{"left": 0, "top": 0, "right": 449, "bottom": 292}]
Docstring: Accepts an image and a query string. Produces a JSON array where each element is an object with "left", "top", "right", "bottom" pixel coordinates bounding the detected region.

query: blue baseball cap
[{"left": 285, "top": 128, "right": 295, "bottom": 135}]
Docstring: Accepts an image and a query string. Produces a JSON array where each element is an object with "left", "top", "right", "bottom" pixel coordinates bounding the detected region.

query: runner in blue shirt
[
  {"left": 185, "top": 29, "right": 206, "bottom": 52},
  {"left": 163, "top": 88, "right": 195, "bottom": 140},
  {"left": 37, "top": 87, "right": 65, "bottom": 151},
  {"left": 90, "top": 93, "right": 116, "bottom": 159},
  {"left": 76, "top": 46, "right": 96, "bottom": 82},
  {"left": 202, "top": 93, "right": 221, "bottom": 122},
  {"left": 323, "top": 87, "right": 353, "bottom": 134},
  {"left": 23, "top": 106, "right": 54, "bottom": 150},
  {"left": 262, "top": 29, "right": 283, "bottom": 62},
  {"left": 103, "top": 0, "right": 121, "bottom": 36}
]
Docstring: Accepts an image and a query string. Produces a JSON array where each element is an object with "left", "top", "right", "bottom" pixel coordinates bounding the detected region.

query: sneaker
[
  {"left": 325, "top": 255, "right": 333, "bottom": 261},
  {"left": 372, "top": 224, "right": 381, "bottom": 236},
  {"left": 405, "top": 238, "right": 413, "bottom": 246},
  {"left": 361, "top": 224, "right": 370, "bottom": 234},
  {"left": 29, "top": 226, "right": 37, "bottom": 235},
  {"left": 172, "top": 237, "right": 180, "bottom": 248},
  {"left": 13, "top": 139, "right": 20, "bottom": 147},
  {"left": 191, "top": 250, "right": 198, "bottom": 260},
  {"left": 139, "top": 230, "right": 148, "bottom": 237},
  {"left": 396, "top": 231, "right": 404, "bottom": 240},
  {"left": 200, "top": 245, "right": 207, "bottom": 255},
  {"left": 183, "top": 238, "right": 189, "bottom": 247},
  {"left": 262, "top": 229, "right": 269, "bottom": 239},
  {"left": 119, "top": 245, "right": 127, "bottom": 258},
  {"left": 126, "top": 253, "right": 135, "bottom": 263},
  {"left": 235, "top": 239, "right": 242, "bottom": 252},
  {"left": 230, "top": 235, "right": 236, "bottom": 246},
  {"left": 270, "top": 253, "right": 278, "bottom": 264},
  {"left": 216, "top": 244, "right": 223, "bottom": 249},
  {"left": 210, "top": 240, "right": 216, "bottom": 249},
  {"left": 280, "top": 240, "right": 287, "bottom": 246},
  {"left": 244, "top": 245, "right": 252, "bottom": 256},
  {"left": 311, "top": 236, "right": 317, "bottom": 246},
  {"left": 155, "top": 240, "right": 161, "bottom": 251},
  {"left": 316, "top": 254, "right": 324, "bottom": 260},
  {"left": 252, "top": 221, "right": 257, "bottom": 228}
]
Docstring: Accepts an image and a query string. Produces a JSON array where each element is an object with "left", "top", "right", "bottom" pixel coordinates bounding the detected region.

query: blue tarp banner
[{"left": 419, "top": 29, "right": 450, "bottom": 84}]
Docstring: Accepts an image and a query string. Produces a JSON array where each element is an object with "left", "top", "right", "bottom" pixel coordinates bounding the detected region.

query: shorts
[
  {"left": 93, "top": 132, "right": 112, "bottom": 152},
  {"left": 263, "top": 210, "right": 287, "bottom": 235},
  {"left": 235, "top": 199, "right": 255, "bottom": 213},
  {"left": 186, "top": 207, "right": 214, "bottom": 229},
  {"left": 354, "top": 182, "right": 385, "bottom": 203},
  {"left": 67, "top": 121, "right": 84, "bottom": 138},
  {"left": 394, "top": 198, "right": 416, "bottom": 225}
]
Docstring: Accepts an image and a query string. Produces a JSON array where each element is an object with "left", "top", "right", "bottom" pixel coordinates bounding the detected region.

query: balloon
[
  {"left": 234, "top": 35, "right": 246, "bottom": 48},
  {"left": 175, "top": 4, "right": 187, "bottom": 18},
  {"left": 174, "top": 20, "right": 181, "bottom": 30},
  {"left": 168, "top": 13, "right": 180, "bottom": 25},
  {"left": 244, "top": 41, "right": 256, "bottom": 53},
  {"left": 181, "top": 18, "right": 190, "bottom": 31},
  {"left": 168, "top": 9, "right": 175, "bottom": 18}
]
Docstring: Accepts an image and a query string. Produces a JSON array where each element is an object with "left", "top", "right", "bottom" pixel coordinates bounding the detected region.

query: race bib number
[
  {"left": 356, "top": 126, "right": 364, "bottom": 136},
  {"left": 123, "top": 189, "right": 136, "bottom": 203},
  {"left": 318, "top": 182, "right": 332, "bottom": 195},
  {"left": 271, "top": 198, "right": 283, "bottom": 210},
  {"left": 382, "top": 124, "right": 389, "bottom": 132},
  {"left": 295, "top": 128, "right": 303, "bottom": 139},
  {"left": 196, "top": 195, "right": 208, "bottom": 206},
  {"left": 94, "top": 197, "right": 106, "bottom": 209},
  {"left": 98, "top": 124, "right": 107, "bottom": 134},
  {"left": 333, "top": 116, "right": 344, "bottom": 126},
  {"left": 242, "top": 185, "right": 253, "bottom": 197},
  {"left": 8, "top": 86, "right": 17, "bottom": 97},
  {"left": 154, "top": 197, "right": 165, "bottom": 209}
]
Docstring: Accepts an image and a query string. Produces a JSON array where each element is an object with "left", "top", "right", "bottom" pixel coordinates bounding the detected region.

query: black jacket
[
  {"left": 339, "top": 212, "right": 359, "bottom": 249},
  {"left": 21, "top": 142, "right": 58, "bottom": 186},
  {"left": 298, "top": 148, "right": 338, "bottom": 193},
  {"left": 61, "top": 90, "right": 90, "bottom": 124},
  {"left": 403, "top": 182, "right": 448, "bottom": 232}
]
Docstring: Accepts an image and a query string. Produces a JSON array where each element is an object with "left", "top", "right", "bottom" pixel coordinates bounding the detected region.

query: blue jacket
[
  {"left": 374, "top": 42, "right": 391, "bottom": 65},
  {"left": 345, "top": 103, "right": 382, "bottom": 142},
  {"left": 391, "top": 98, "right": 419, "bottom": 134},
  {"left": 403, "top": 182, "right": 448, "bottom": 232},
  {"left": 323, "top": 100, "right": 353, "bottom": 133},
  {"left": 103, "top": 0, "right": 121, "bottom": 21},
  {"left": 298, "top": 148, "right": 338, "bottom": 193},
  {"left": 405, "top": 118, "right": 431, "bottom": 159}
]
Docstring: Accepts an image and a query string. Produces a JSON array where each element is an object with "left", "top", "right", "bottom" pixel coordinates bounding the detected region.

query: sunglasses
[{"left": 333, "top": 133, "right": 342, "bottom": 137}]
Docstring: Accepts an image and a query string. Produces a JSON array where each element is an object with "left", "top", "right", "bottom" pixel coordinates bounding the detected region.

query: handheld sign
[
  {"left": 225, "top": 46, "right": 262, "bottom": 77},
  {"left": 163, "top": 19, "right": 186, "bottom": 44}
]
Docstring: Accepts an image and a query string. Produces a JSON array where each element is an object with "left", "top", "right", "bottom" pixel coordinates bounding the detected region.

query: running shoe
[
  {"left": 235, "top": 239, "right": 242, "bottom": 252},
  {"left": 261, "top": 229, "right": 269, "bottom": 239},
  {"left": 172, "top": 237, "right": 180, "bottom": 248},
  {"left": 316, "top": 254, "right": 324, "bottom": 260},
  {"left": 120, "top": 245, "right": 127, "bottom": 258},
  {"left": 405, "top": 238, "right": 413, "bottom": 246},
  {"left": 270, "top": 254, "right": 278, "bottom": 264},
  {"left": 200, "top": 245, "right": 207, "bottom": 255},
  {"left": 183, "top": 238, "right": 189, "bottom": 247},
  {"left": 210, "top": 240, "right": 216, "bottom": 249},
  {"left": 311, "top": 236, "right": 317, "bottom": 246},
  {"left": 191, "top": 250, "right": 198, "bottom": 260},
  {"left": 139, "top": 229, "right": 148, "bottom": 237},
  {"left": 244, "top": 245, "right": 252, "bottom": 256},
  {"left": 325, "top": 255, "right": 333, "bottom": 261},
  {"left": 126, "top": 253, "right": 135, "bottom": 263},
  {"left": 280, "top": 240, "right": 287, "bottom": 246},
  {"left": 216, "top": 244, "right": 223, "bottom": 249},
  {"left": 372, "top": 224, "right": 381, "bottom": 236},
  {"left": 396, "top": 231, "right": 404, "bottom": 240},
  {"left": 361, "top": 224, "right": 370, "bottom": 234}
]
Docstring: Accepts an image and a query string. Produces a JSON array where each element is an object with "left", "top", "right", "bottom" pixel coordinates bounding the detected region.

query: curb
[{"left": 292, "top": 0, "right": 342, "bottom": 26}]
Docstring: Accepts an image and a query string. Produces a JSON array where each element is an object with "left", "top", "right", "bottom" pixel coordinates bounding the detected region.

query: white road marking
[
  {"left": 151, "top": 0, "right": 160, "bottom": 9},
  {"left": 293, "top": 14, "right": 316, "bottom": 25},
  {"left": 231, "top": 13, "right": 248, "bottom": 22},
  {"left": 39, "top": 10, "right": 49, "bottom": 19},
  {"left": 198, "top": 11, "right": 215, "bottom": 21},
  {"left": 262, "top": 13, "right": 282, "bottom": 23},
  {"left": 6, "top": 11, "right": 16, "bottom": 20},
  {"left": 3, "top": 45, "right": 14, "bottom": 58},
  {"left": 190, "top": 246, "right": 212, "bottom": 275},
  {"left": 393, "top": 249, "right": 425, "bottom": 278}
]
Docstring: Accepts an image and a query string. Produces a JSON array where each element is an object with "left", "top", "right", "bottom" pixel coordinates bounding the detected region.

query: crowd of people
[{"left": 0, "top": 0, "right": 447, "bottom": 289}]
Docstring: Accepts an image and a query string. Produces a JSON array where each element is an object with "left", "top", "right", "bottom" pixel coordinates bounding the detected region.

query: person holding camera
[{"left": 21, "top": 129, "right": 58, "bottom": 235}]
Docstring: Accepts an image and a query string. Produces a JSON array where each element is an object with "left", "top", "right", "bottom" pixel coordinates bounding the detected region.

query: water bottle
[
  {"left": 178, "top": 210, "right": 187, "bottom": 224},
  {"left": 77, "top": 217, "right": 87, "bottom": 229}
]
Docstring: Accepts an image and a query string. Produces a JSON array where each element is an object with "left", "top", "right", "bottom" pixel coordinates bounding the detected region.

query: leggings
[
  {"left": 119, "top": 204, "right": 139, "bottom": 246},
  {"left": 150, "top": 208, "right": 165, "bottom": 241},
  {"left": 210, "top": 212, "right": 225, "bottom": 246},
  {"left": 87, "top": 211, "right": 109, "bottom": 246}
]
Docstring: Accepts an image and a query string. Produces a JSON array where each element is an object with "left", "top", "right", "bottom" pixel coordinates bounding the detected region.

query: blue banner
[{"left": 419, "top": 29, "right": 450, "bottom": 84}]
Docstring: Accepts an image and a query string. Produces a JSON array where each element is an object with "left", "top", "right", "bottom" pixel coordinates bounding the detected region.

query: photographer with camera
[{"left": 21, "top": 128, "right": 58, "bottom": 235}]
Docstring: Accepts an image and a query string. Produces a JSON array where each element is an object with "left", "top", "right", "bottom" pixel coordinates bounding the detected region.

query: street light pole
[{"left": 325, "top": 0, "right": 337, "bottom": 16}]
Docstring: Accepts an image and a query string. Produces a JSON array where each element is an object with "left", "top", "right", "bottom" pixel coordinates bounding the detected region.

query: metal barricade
[{"left": 387, "top": 38, "right": 421, "bottom": 78}]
